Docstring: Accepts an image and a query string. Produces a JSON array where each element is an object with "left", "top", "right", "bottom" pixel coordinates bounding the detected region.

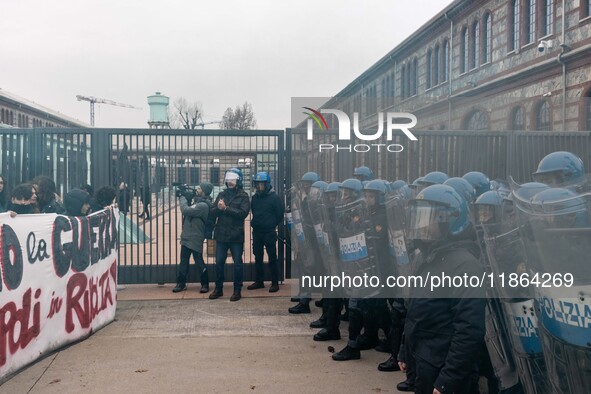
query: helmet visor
[
  {"left": 408, "top": 201, "right": 449, "bottom": 241},
  {"left": 225, "top": 172, "right": 240, "bottom": 187}
]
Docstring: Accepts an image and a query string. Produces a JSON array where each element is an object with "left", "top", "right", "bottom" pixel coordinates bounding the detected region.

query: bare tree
[
  {"left": 220, "top": 102, "right": 257, "bottom": 130},
  {"left": 169, "top": 97, "right": 203, "bottom": 129}
]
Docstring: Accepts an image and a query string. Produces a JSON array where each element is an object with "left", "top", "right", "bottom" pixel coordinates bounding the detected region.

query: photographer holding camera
[{"left": 172, "top": 182, "right": 214, "bottom": 294}]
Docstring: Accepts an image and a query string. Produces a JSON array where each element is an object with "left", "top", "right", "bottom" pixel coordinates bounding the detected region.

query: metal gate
[{"left": 0, "top": 128, "right": 286, "bottom": 285}]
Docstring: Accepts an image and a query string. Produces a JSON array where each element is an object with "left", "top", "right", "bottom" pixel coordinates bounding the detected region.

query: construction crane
[
  {"left": 76, "top": 95, "right": 141, "bottom": 127},
  {"left": 197, "top": 120, "right": 222, "bottom": 129}
]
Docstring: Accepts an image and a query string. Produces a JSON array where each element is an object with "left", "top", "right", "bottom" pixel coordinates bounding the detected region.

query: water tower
[{"left": 147, "top": 92, "right": 169, "bottom": 128}]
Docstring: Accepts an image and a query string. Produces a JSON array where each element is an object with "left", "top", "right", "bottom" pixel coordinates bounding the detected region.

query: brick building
[{"left": 316, "top": 0, "right": 591, "bottom": 133}]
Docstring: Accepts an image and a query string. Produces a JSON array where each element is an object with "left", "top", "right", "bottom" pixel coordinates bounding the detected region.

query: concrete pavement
[{"left": 2, "top": 283, "right": 406, "bottom": 393}]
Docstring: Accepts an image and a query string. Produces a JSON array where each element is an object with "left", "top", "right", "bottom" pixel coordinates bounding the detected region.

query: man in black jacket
[
  {"left": 400, "top": 184, "right": 486, "bottom": 394},
  {"left": 247, "top": 172, "right": 284, "bottom": 293},
  {"left": 209, "top": 168, "right": 251, "bottom": 302}
]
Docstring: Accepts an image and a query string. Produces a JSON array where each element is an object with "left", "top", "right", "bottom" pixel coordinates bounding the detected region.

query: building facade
[
  {"left": 317, "top": 0, "right": 591, "bottom": 133},
  {"left": 0, "top": 89, "right": 88, "bottom": 128}
]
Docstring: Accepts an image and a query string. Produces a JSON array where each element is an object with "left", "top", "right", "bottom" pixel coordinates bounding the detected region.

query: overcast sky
[{"left": 2, "top": 0, "right": 451, "bottom": 129}]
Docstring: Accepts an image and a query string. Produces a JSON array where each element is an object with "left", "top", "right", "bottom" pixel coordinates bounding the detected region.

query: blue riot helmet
[
  {"left": 408, "top": 184, "right": 470, "bottom": 241},
  {"left": 324, "top": 182, "right": 341, "bottom": 205},
  {"left": 390, "top": 180, "right": 407, "bottom": 191},
  {"left": 364, "top": 179, "right": 387, "bottom": 206},
  {"left": 463, "top": 171, "right": 491, "bottom": 197},
  {"left": 444, "top": 177, "right": 477, "bottom": 204},
  {"left": 532, "top": 151, "right": 585, "bottom": 187},
  {"left": 353, "top": 166, "right": 374, "bottom": 181},
  {"left": 473, "top": 191, "right": 505, "bottom": 225},
  {"left": 253, "top": 171, "right": 272, "bottom": 195},
  {"left": 409, "top": 177, "right": 424, "bottom": 190},
  {"left": 418, "top": 171, "right": 449, "bottom": 187},
  {"left": 225, "top": 167, "right": 244, "bottom": 189},
  {"left": 302, "top": 171, "right": 321, "bottom": 183},
  {"left": 511, "top": 182, "right": 550, "bottom": 204},
  {"left": 309, "top": 180, "right": 328, "bottom": 201},
  {"left": 300, "top": 171, "right": 321, "bottom": 194},
  {"left": 531, "top": 187, "right": 589, "bottom": 227},
  {"left": 338, "top": 178, "right": 364, "bottom": 205}
]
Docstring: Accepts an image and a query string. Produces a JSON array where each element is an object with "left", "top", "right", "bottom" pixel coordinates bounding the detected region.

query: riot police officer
[
  {"left": 248, "top": 171, "right": 284, "bottom": 293},
  {"left": 401, "top": 184, "right": 486, "bottom": 394},
  {"left": 289, "top": 171, "right": 321, "bottom": 314},
  {"left": 532, "top": 150, "right": 586, "bottom": 189}
]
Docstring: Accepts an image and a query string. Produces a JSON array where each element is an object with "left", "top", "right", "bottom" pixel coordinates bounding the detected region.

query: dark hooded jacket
[
  {"left": 404, "top": 238, "right": 486, "bottom": 394},
  {"left": 64, "top": 189, "right": 92, "bottom": 216}
]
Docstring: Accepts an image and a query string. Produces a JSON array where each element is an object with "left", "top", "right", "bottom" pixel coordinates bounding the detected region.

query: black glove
[
  {"left": 175, "top": 189, "right": 183, "bottom": 198},
  {"left": 183, "top": 191, "right": 195, "bottom": 204}
]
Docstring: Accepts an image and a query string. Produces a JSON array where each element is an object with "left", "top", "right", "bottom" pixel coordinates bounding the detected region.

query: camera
[
  {"left": 538, "top": 40, "right": 553, "bottom": 52},
  {"left": 172, "top": 182, "right": 196, "bottom": 200}
]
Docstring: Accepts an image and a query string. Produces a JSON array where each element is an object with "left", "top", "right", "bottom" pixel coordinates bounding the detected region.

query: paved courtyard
[{"left": 2, "top": 285, "right": 406, "bottom": 393}]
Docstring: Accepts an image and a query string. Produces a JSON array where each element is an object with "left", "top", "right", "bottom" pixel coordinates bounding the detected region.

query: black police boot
[
  {"left": 315, "top": 298, "right": 324, "bottom": 308},
  {"left": 247, "top": 281, "right": 264, "bottom": 290},
  {"left": 309, "top": 313, "right": 327, "bottom": 328},
  {"left": 331, "top": 345, "right": 360, "bottom": 361},
  {"left": 288, "top": 302, "right": 310, "bottom": 314},
  {"left": 268, "top": 283, "right": 279, "bottom": 293},
  {"left": 290, "top": 297, "right": 300, "bottom": 302},
  {"left": 230, "top": 291, "right": 241, "bottom": 301},
  {"left": 199, "top": 283, "right": 209, "bottom": 293},
  {"left": 356, "top": 334, "right": 378, "bottom": 350},
  {"left": 313, "top": 328, "right": 341, "bottom": 341},
  {"left": 378, "top": 355, "right": 401, "bottom": 372},
  {"left": 208, "top": 288, "right": 223, "bottom": 299},
  {"left": 396, "top": 379, "right": 415, "bottom": 392},
  {"left": 172, "top": 283, "right": 186, "bottom": 293}
]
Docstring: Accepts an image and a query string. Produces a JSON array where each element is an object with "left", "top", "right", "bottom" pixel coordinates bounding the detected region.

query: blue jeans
[{"left": 215, "top": 241, "right": 244, "bottom": 291}]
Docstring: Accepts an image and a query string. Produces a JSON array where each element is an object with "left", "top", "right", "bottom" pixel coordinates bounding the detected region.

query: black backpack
[{"left": 202, "top": 199, "right": 216, "bottom": 240}]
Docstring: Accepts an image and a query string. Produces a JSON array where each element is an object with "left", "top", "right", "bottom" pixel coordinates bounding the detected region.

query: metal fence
[
  {"left": 1, "top": 127, "right": 590, "bottom": 283},
  {"left": 286, "top": 128, "right": 591, "bottom": 184}
]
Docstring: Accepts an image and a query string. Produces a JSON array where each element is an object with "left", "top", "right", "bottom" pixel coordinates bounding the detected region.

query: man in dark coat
[
  {"left": 173, "top": 182, "right": 214, "bottom": 294},
  {"left": 247, "top": 172, "right": 284, "bottom": 293},
  {"left": 209, "top": 168, "right": 250, "bottom": 302}
]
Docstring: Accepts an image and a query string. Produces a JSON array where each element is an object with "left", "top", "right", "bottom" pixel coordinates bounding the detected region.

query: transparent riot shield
[
  {"left": 484, "top": 299, "right": 521, "bottom": 391},
  {"left": 502, "top": 299, "right": 550, "bottom": 394},
  {"left": 517, "top": 189, "right": 591, "bottom": 393},
  {"left": 307, "top": 186, "right": 338, "bottom": 278},
  {"left": 385, "top": 194, "right": 411, "bottom": 275},
  {"left": 335, "top": 198, "right": 380, "bottom": 297},
  {"left": 289, "top": 187, "right": 314, "bottom": 275}
]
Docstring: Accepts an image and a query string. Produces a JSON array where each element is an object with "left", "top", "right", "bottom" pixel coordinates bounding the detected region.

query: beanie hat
[{"left": 199, "top": 182, "right": 214, "bottom": 197}]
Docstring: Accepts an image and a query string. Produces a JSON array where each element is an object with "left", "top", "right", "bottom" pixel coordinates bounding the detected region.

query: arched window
[
  {"left": 441, "top": 39, "right": 448, "bottom": 82},
  {"left": 541, "top": 0, "right": 554, "bottom": 36},
  {"left": 463, "top": 110, "right": 490, "bottom": 131},
  {"left": 461, "top": 27, "right": 468, "bottom": 73},
  {"left": 509, "top": 0, "right": 520, "bottom": 51},
  {"left": 482, "top": 13, "right": 492, "bottom": 63},
  {"left": 471, "top": 21, "right": 480, "bottom": 69},
  {"left": 525, "top": 0, "right": 536, "bottom": 44},
  {"left": 584, "top": 91, "right": 591, "bottom": 131},
  {"left": 426, "top": 49, "right": 432, "bottom": 89},
  {"left": 434, "top": 45, "right": 440, "bottom": 85},
  {"left": 535, "top": 101, "right": 551, "bottom": 131},
  {"left": 511, "top": 107, "right": 525, "bottom": 130},
  {"left": 584, "top": 0, "right": 591, "bottom": 18}
]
